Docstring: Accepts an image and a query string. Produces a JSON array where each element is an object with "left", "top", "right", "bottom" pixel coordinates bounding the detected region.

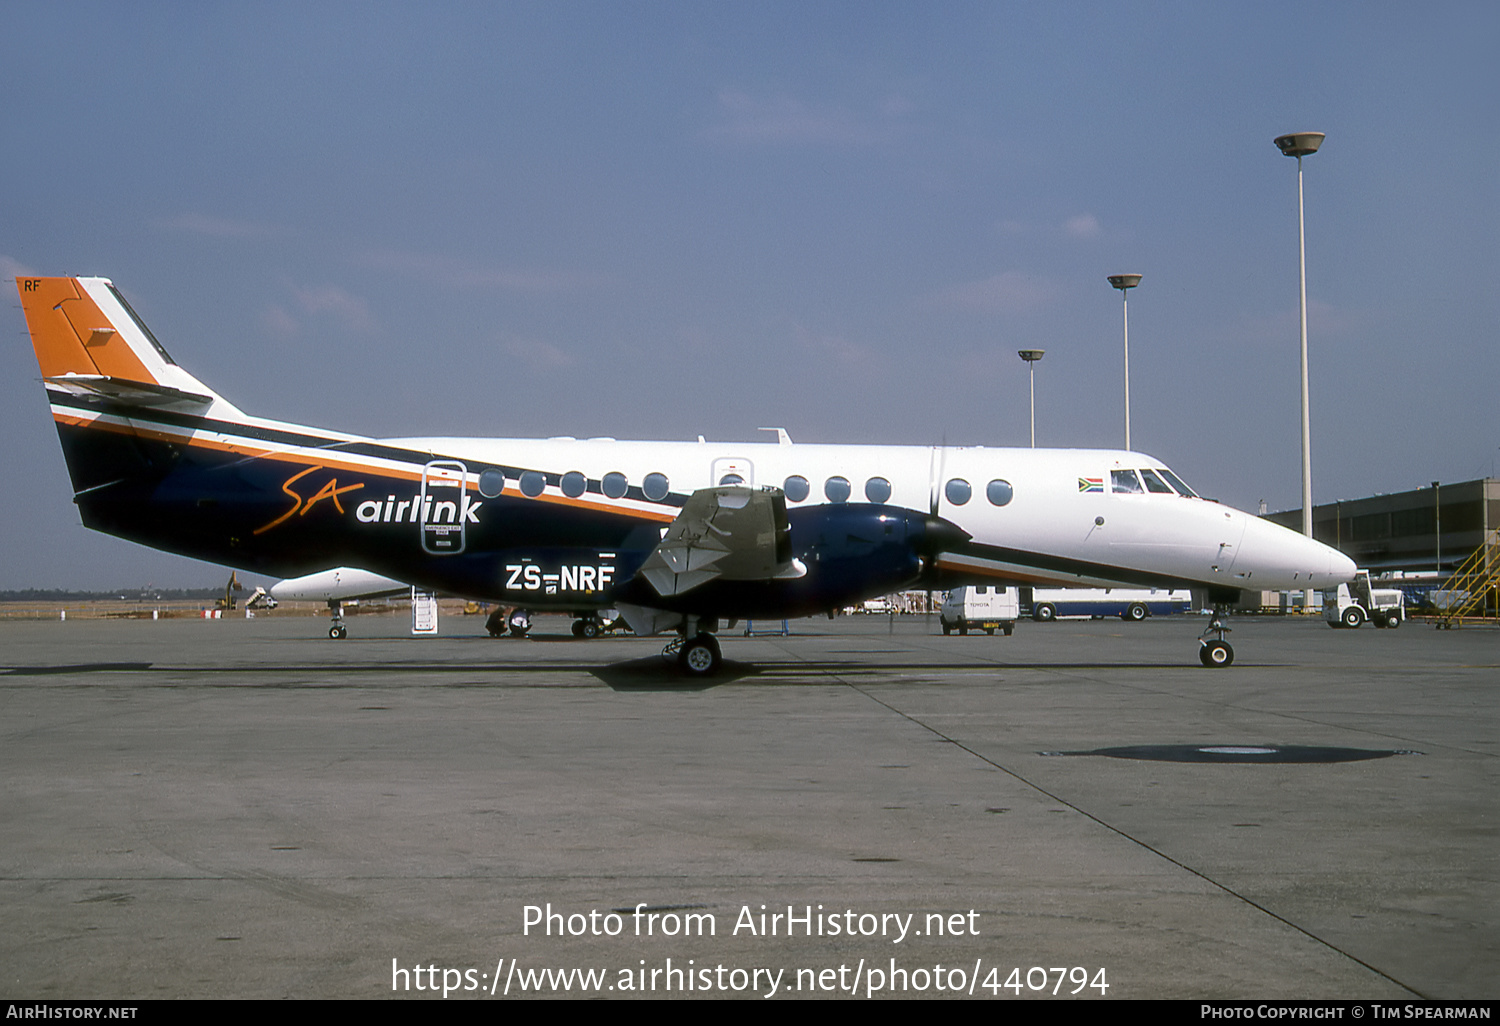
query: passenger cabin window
[
  {"left": 478, "top": 469, "right": 506, "bottom": 498},
  {"left": 824, "top": 476, "right": 852, "bottom": 503},
  {"left": 560, "top": 471, "right": 587, "bottom": 498},
  {"left": 865, "top": 477, "right": 892, "bottom": 503},
  {"left": 1139, "top": 468, "right": 1174, "bottom": 494},
  {"left": 1111, "top": 469, "right": 1143, "bottom": 494},
  {"left": 945, "top": 478, "right": 972, "bottom": 505},
  {"left": 601, "top": 472, "right": 628, "bottom": 499},
  {"left": 642, "top": 473, "right": 670, "bottom": 501},
  {"left": 783, "top": 475, "right": 810, "bottom": 502},
  {"left": 986, "top": 479, "right": 1014, "bottom": 506},
  {"left": 519, "top": 470, "right": 546, "bottom": 497}
]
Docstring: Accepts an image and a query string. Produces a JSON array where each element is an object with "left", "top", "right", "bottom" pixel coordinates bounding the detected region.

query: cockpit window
[
  {"left": 1139, "top": 468, "right": 1174, "bottom": 494},
  {"left": 1111, "top": 469, "right": 1143, "bottom": 494},
  {"left": 1157, "top": 468, "right": 1198, "bottom": 498}
]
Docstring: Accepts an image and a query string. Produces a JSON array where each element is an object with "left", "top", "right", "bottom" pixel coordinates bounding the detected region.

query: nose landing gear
[
  {"left": 327, "top": 600, "right": 347, "bottom": 639},
  {"left": 1198, "top": 604, "right": 1234, "bottom": 667}
]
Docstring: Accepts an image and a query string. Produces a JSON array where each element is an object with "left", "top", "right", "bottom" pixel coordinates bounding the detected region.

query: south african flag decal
[{"left": 1079, "top": 477, "right": 1104, "bottom": 493}]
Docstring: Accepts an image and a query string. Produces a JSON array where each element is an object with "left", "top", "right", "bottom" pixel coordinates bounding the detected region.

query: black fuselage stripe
[{"left": 48, "top": 390, "right": 686, "bottom": 507}]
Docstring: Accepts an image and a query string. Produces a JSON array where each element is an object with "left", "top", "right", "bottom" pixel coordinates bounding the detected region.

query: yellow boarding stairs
[{"left": 1435, "top": 533, "right": 1500, "bottom": 628}]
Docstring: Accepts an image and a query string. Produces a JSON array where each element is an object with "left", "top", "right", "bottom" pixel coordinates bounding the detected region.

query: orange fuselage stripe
[{"left": 50, "top": 408, "right": 677, "bottom": 524}]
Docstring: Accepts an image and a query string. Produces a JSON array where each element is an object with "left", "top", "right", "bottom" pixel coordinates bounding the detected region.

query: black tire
[
  {"left": 580, "top": 620, "right": 600, "bottom": 639},
  {"left": 958, "top": 623, "right": 968, "bottom": 635},
  {"left": 1002, "top": 624, "right": 1014, "bottom": 637},
  {"left": 1384, "top": 612, "right": 1401, "bottom": 629},
  {"left": 984, "top": 627, "right": 995, "bottom": 635},
  {"left": 679, "top": 635, "right": 721, "bottom": 676},
  {"left": 1341, "top": 607, "right": 1363, "bottom": 628},
  {"left": 1124, "top": 603, "right": 1147, "bottom": 622},
  {"left": 1034, "top": 604, "right": 1056, "bottom": 623},
  {"left": 942, "top": 623, "right": 951, "bottom": 635},
  {"left": 329, "top": 625, "right": 346, "bottom": 640},
  {"left": 1199, "top": 640, "right": 1234, "bottom": 667}
]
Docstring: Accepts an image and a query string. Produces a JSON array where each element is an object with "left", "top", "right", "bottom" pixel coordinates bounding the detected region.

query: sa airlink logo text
[{"left": 355, "top": 494, "right": 483, "bottom": 525}]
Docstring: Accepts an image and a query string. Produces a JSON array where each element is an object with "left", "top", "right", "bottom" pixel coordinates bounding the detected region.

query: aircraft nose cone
[{"left": 1239, "top": 515, "right": 1357, "bottom": 589}]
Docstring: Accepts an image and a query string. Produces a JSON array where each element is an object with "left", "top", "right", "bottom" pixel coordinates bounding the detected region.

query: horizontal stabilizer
[{"left": 44, "top": 373, "right": 212, "bottom": 407}]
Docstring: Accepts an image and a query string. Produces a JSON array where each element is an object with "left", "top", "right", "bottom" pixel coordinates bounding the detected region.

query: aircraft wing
[{"left": 637, "top": 486, "right": 801, "bottom": 597}]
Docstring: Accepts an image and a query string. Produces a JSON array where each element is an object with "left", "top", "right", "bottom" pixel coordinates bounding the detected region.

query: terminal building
[{"left": 1264, "top": 478, "right": 1499, "bottom": 575}]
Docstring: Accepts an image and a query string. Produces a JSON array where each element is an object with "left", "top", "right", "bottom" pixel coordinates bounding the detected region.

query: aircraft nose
[
  {"left": 1327, "top": 545, "right": 1358, "bottom": 583},
  {"left": 1238, "top": 515, "right": 1357, "bottom": 589}
]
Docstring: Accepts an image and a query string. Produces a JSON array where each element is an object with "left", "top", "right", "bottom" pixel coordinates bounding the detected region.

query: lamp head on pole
[
  {"left": 1017, "top": 349, "right": 1046, "bottom": 364},
  {"left": 1274, "top": 131, "right": 1325, "bottom": 158},
  {"left": 1107, "top": 274, "right": 1142, "bottom": 292}
]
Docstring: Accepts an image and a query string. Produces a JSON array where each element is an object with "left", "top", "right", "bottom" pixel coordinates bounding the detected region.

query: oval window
[
  {"left": 719, "top": 473, "right": 745, "bottom": 485},
  {"left": 945, "top": 478, "right": 972, "bottom": 505},
  {"left": 560, "top": 471, "right": 587, "bottom": 498},
  {"left": 824, "top": 476, "right": 852, "bottom": 503},
  {"left": 864, "top": 477, "right": 892, "bottom": 504},
  {"left": 478, "top": 468, "right": 506, "bottom": 498},
  {"left": 518, "top": 471, "right": 546, "bottom": 497},
  {"left": 986, "top": 479, "right": 1014, "bottom": 506},
  {"left": 643, "top": 472, "right": 670, "bottom": 501},
  {"left": 783, "top": 475, "right": 810, "bottom": 502},
  {"left": 601, "top": 472, "right": 628, "bottom": 499}
]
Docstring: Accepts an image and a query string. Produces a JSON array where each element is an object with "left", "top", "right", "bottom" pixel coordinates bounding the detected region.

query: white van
[{"left": 940, "top": 586, "right": 1020, "bottom": 636}]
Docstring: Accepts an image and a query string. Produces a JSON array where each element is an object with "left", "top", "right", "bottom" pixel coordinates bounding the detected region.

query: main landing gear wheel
[
  {"left": 328, "top": 624, "right": 347, "bottom": 640},
  {"left": 678, "top": 634, "right": 722, "bottom": 677}
]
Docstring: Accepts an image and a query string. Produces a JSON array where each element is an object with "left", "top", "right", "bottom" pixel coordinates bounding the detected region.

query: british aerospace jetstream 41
[{"left": 17, "top": 276, "right": 1356, "bottom": 673}]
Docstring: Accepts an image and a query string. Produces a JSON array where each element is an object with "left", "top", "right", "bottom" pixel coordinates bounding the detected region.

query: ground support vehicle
[
  {"left": 1324, "top": 571, "right": 1405, "bottom": 629},
  {"left": 941, "top": 586, "right": 1019, "bottom": 636}
]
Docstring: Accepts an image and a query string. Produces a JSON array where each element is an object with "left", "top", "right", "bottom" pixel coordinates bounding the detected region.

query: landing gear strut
[
  {"left": 662, "top": 616, "right": 722, "bottom": 676},
  {"left": 1198, "top": 604, "right": 1233, "bottom": 667},
  {"left": 327, "top": 600, "right": 347, "bottom": 640}
]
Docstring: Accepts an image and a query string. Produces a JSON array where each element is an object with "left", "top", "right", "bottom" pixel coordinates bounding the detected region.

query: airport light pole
[
  {"left": 1274, "top": 131, "right": 1324, "bottom": 545},
  {"left": 1018, "top": 349, "right": 1045, "bottom": 447},
  {"left": 1108, "top": 274, "right": 1142, "bottom": 450},
  {"left": 1433, "top": 481, "right": 1441, "bottom": 575},
  {"left": 1276, "top": 131, "right": 1324, "bottom": 611}
]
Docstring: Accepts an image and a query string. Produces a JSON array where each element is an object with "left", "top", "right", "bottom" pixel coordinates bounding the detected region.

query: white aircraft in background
[
  {"left": 268, "top": 566, "right": 407, "bottom": 638},
  {"left": 17, "top": 275, "right": 1356, "bottom": 674}
]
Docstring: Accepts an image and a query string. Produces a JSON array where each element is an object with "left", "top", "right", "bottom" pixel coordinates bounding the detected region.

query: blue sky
[{"left": 3, "top": 2, "right": 1495, "bottom": 589}]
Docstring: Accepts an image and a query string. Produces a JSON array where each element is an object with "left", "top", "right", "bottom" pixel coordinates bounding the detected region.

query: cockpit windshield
[
  {"left": 1139, "top": 468, "right": 1174, "bottom": 494},
  {"left": 1107, "top": 466, "right": 1200, "bottom": 497},
  {"left": 1155, "top": 467, "right": 1198, "bottom": 498}
]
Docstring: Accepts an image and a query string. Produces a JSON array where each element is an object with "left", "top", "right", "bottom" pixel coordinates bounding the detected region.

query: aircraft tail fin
[
  {"left": 15, "top": 276, "right": 247, "bottom": 497},
  {"left": 16, "top": 276, "right": 239, "bottom": 414}
]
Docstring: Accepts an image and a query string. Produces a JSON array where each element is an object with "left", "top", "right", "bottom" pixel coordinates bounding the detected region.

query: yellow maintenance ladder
[{"left": 1435, "top": 535, "right": 1500, "bottom": 628}]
